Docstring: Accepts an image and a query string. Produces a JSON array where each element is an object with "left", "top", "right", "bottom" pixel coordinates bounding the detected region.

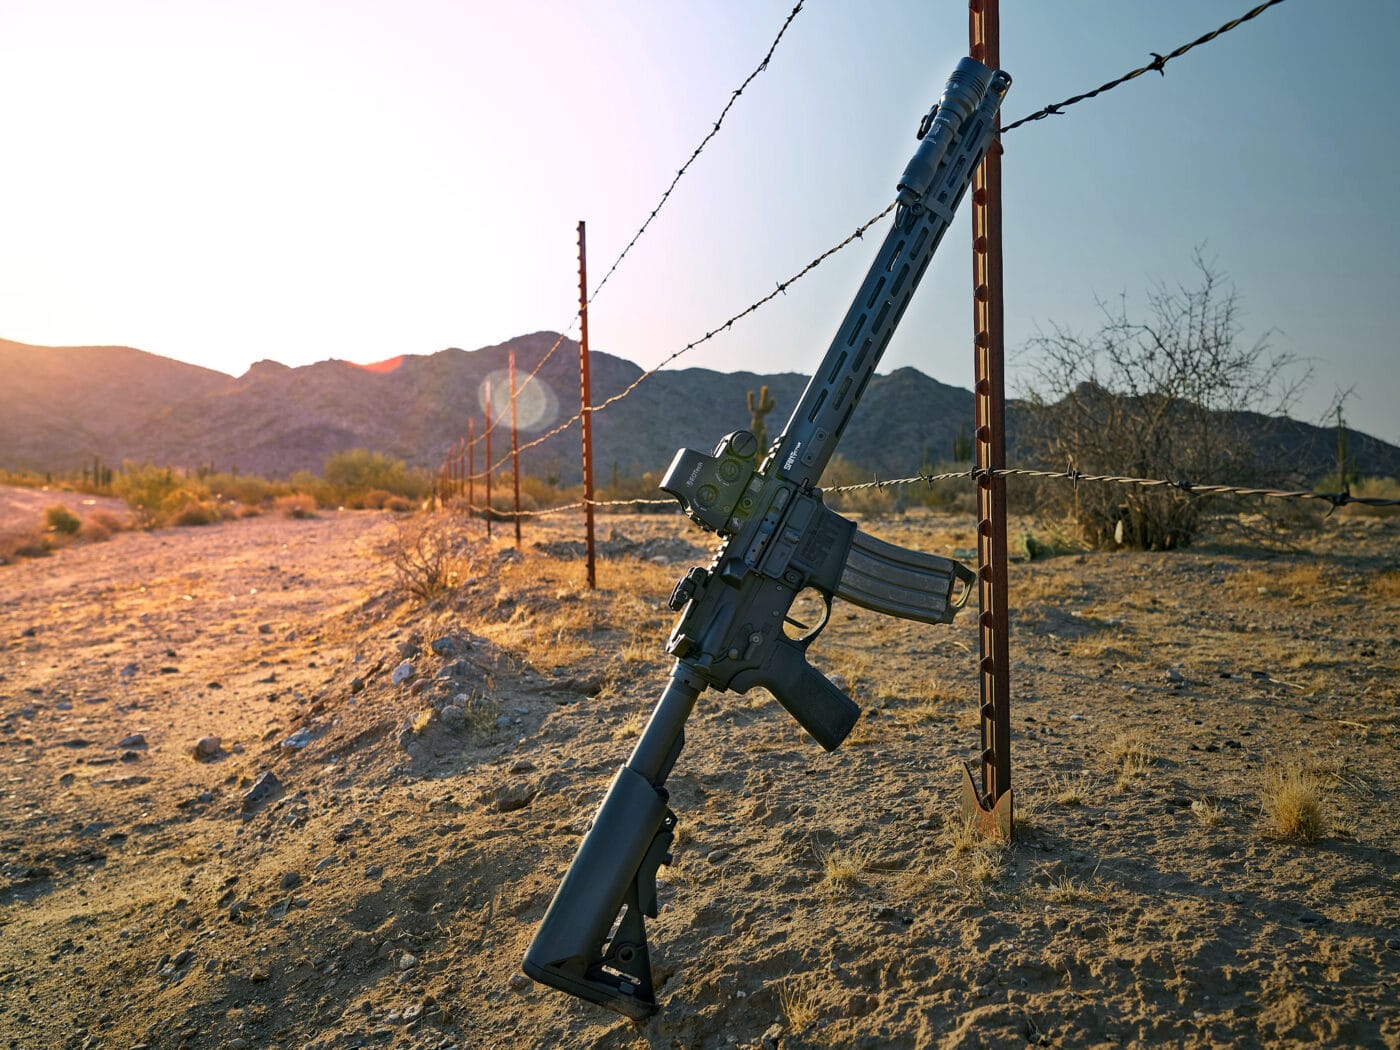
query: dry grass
[
  {"left": 779, "top": 979, "right": 820, "bottom": 1029},
  {"left": 1052, "top": 774, "right": 1090, "bottom": 806},
  {"left": 1261, "top": 766, "right": 1329, "bottom": 842},
  {"left": 275, "top": 493, "right": 318, "bottom": 519},
  {"left": 813, "top": 842, "right": 864, "bottom": 888},
  {"left": 940, "top": 815, "right": 1009, "bottom": 891},
  {"left": 1190, "top": 796, "right": 1225, "bottom": 826},
  {"left": 1370, "top": 569, "right": 1400, "bottom": 600},
  {"left": 1041, "top": 874, "right": 1111, "bottom": 906},
  {"left": 1108, "top": 730, "right": 1157, "bottom": 787}
]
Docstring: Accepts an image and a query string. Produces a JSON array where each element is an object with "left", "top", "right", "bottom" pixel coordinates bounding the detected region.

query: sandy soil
[{"left": 1, "top": 491, "right": 1396, "bottom": 1049}]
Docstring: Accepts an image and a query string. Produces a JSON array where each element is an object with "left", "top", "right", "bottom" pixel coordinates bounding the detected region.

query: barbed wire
[
  {"left": 822, "top": 465, "right": 1400, "bottom": 509},
  {"left": 444, "top": 3, "right": 805, "bottom": 469},
  {"left": 587, "top": 1, "right": 805, "bottom": 305},
  {"left": 444, "top": 0, "right": 1297, "bottom": 490},
  {"left": 443, "top": 464, "right": 1399, "bottom": 527},
  {"left": 1001, "top": 0, "right": 1288, "bottom": 134},
  {"left": 589, "top": 201, "right": 897, "bottom": 415},
  {"left": 464, "top": 201, "right": 898, "bottom": 481}
]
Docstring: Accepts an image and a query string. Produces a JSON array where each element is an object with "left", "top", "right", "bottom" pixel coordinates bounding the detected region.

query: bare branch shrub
[
  {"left": 390, "top": 515, "right": 482, "bottom": 603},
  {"left": 1019, "top": 254, "right": 1307, "bottom": 549}
]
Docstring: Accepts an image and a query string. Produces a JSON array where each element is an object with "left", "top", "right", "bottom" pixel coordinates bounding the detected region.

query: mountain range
[{"left": 2, "top": 333, "right": 1396, "bottom": 488}]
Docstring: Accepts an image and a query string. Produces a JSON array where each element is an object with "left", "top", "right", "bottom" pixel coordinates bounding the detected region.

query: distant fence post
[
  {"left": 484, "top": 379, "right": 494, "bottom": 539},
  {"left": 467, "top": 419, "right": 475, "bottom": 518},
  {"left": 964, "top": 0, "right": 1014, "bottom": 840},
  {"left": 510, "top": 349, "right": 522, "bottom": 549},
  {"left": 578, "top": 220, "right": 597, "bottom": 589}
]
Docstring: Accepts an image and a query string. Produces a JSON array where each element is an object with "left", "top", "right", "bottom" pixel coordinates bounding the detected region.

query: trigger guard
[{"left": 782, "top": 587, "right": 834, "bottom": 646}]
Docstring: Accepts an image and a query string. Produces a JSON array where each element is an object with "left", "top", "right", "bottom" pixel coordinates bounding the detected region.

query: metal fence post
[
  {"left": 965, "top": 0, "right": 1014, "bottom": 839},
  {"left": 578, "top": 220, "right": 597, "bottom": 589}
]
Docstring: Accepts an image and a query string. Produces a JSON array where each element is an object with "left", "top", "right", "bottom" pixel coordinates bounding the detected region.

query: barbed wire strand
[
  {"left": 1001, "top": 0, "right": 1288, "bottom": 134},
  {"left": 587, "top": 1, "right": 805, "bottom": 305},
  {"left": 465, "top": 202, "right": 897, "bottom": 481},
  {"left": 451, "top": 2, "right": 806, "bottom": 463},
  {"left": 445, "top": 465, "right": 1399, "bottom": 525},
  {"left": 447, "top": 0, "right": 1295, "bottom": 486}
]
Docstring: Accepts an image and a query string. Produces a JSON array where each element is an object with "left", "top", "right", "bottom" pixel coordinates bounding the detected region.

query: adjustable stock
[{"left": 522, "top": 765, "right": 674, "bottom": 1019}]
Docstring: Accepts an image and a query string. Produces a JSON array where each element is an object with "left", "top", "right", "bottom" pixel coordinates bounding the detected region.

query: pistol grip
[{"left": 732, "top": 637, "right": 860, "bottom": 751}]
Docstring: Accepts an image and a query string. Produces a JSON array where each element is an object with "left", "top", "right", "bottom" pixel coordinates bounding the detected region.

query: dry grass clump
[
  {"left": 779, "top": 979, "right": 821, "bottom": 1029},
  {"left": 1190, "top": 796, "right": 1226, "bottom": 826},
  {"left": 1261, "top": 766, "right": 1329, "bottom": 842},
  {"left": 390, "top": 516, "right": 481, "bottom": 603},
  {"left": 1108, "top": 730, "right": 1157, "bottom": 787},
  {"left": 275, "top": 493, "right": 318, "bottom": 519},
  {"left": 0, "top": 528, "right": 51, "bottom": 563},
  {"left": 1041, "top": 874, "right": 1111, "bottom": 906},
  {"left": 940, "top": 815, "right": 1009, "bottom": 891},
  {"left": 1052, "top": 774, "right": 1090, "bottom": 806},
  {"left": 812, "top": 842, "right": 864, "bottom": 887}
]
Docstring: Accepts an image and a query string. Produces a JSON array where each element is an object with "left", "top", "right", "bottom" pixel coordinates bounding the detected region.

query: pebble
[
  {"left": 400, "top": 953, "right": 418, "bottom": 971},
  {"left": 707, "top": 849, "right": 730, "bottom": 865},
  {"left": 194, "top": 736, "right": 221, "bottom": 759},
  {"left": 508, "top": 973, "right": 530, "bottom": 992},
  {"left": 281, "top": 730, "right": 313, "bottom": 749},
  {"left": 494, "top": 781, "right": 537, "bottom": 813},
  {"left": 392, "top": 661, "right": 414, "bottom": 686},
  {"left": 280, "top": 871, "right": 303, "bottom": 891},
  {"left": 350, "top": 676, "right": 365, "bottom": 694},
  {"left": 440, "top": 705, "right": 465, "bottom": 731},
  {"left": 397, "top": 640, "right": 421, "bottom": 659},
  {"left": 242, "top": 770, "right": 282, "bottom": 811},
  {"left": 119, "top": 732, "right": 147, "bottom": 750},
  {"left": 509, "top": 759, "right": 537, "bottom": 774}
]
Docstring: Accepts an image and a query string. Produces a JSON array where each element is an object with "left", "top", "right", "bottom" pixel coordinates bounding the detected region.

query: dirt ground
[{"left": 1, "top": 489, "right": 1396, "bottom": 1049}]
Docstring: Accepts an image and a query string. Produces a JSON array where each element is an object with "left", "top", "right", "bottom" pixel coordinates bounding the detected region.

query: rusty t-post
[
  {"left": 510, "top": 349, "right": 522, "bottom": 549},
  {"left": 965, "top": 0, "right": 1014, "bottom": 839},
  {"left": 484, "top": 380, "right": 494, "bottom": 539},
  {"left": 468, "top": 419, "right": 475, "bottom": 518},
  {"left": 578, "top": 220, "right": 597, "bottom": 589}
]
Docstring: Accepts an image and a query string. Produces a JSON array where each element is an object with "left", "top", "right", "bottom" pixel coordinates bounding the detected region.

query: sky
[{"left": 3, "top": 0, "right": 1397, "bottom": 444}]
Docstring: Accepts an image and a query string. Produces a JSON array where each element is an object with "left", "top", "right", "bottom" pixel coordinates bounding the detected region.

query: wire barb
[{"left": 1001, "top": 0, "right": 1288, "bottom": 134}]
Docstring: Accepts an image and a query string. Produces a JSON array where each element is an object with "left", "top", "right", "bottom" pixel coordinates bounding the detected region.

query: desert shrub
[
  {"left": 275, "top": 493, "right": 318, "bottom": 519},
  {"left": 1018, "top": 255, "right": 1307, "bottom": 550},
  {"left": 384, "top": 496, "right": 414, "bottom": 513},
  {"left": 170, "top": 500, "right": 219, "bottom": 526},
  {"left": 204, "top": 471, "right": 275, "bottom": 506},
  {"left": 0, "top": 529, "right": 51, "bottom": 562},
  {"left": 113, "top": 463, "right": 185, "bottom": 524},
  {"left": 324, "top": 449, "right": 430, "bottom": 505},
  {"left": 287, "top": 471, "right": 337, "bottom": 508},
  {"left": 357, "top": 488, "right": 394, "bottom": 510},
  {"left": 1336, "top": 475, "right": 1400, "bottom": 518},
  {"left": 390, "top": 515, "right": 481, "bottom": 602},
  {"left": 44, "top": 505, "right": 82, "bottom": 535},
  {"left": 237, "top": 503, "right": 265, "bottom": 518}
]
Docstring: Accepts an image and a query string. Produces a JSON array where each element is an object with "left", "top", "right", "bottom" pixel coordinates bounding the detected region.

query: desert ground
[{"left": 1, "top": 488, "right": 1396, "bottom": 1049}]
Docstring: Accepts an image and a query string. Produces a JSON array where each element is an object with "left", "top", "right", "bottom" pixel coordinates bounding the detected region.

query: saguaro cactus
[{"left": 747, "top": 385, "right": 777, "bottom": 453}]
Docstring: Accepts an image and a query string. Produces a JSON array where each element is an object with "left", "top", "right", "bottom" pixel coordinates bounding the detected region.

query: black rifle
[{"left": 523, "top": 57, "right": 1010, "bottom": 1019}]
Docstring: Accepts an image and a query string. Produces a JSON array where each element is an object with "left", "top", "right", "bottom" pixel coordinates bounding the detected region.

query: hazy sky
[{"left": 3, "top": 1, "right": 1397, "bottom": 443}]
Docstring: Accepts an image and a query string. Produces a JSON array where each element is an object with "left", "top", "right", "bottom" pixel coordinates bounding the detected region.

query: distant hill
[{"left": 2, "top": 333, "right": 1396, "bottom": 489}]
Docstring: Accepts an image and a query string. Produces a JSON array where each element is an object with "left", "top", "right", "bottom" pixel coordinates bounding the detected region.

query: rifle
[{"left": 523, "top": 57, "right": 1011, "bottom": 1019}]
